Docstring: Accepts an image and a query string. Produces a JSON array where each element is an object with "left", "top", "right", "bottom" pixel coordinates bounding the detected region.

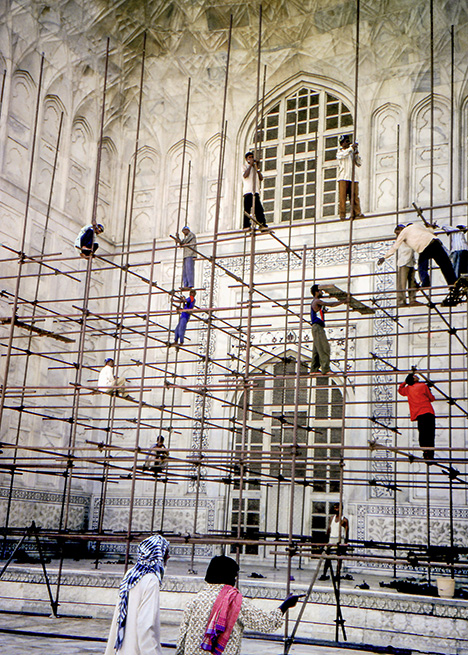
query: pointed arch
[
  {"left": 130, "top": 145, "right": 159, "bottom": 241},
  {"left": 371, "top": 103, "right": 402, "bottom": 212},
  {"left": 229, "top": 349, "right": 344, "bottom": 557},
  {"left": 410, "top": 94, "right": 450, "bottom": 205},
  {"left": 66, "top": 116, "right": 94, "bottom": 220},
  {"left": 3, "top": 70, "right": 36, "bottom": 186},
  {"left": 203, "top": 132, "right": 224, "bottom": 233},
  {"left": 237, "top": 75, "right": 354, "bottom": 227},
  {"left": 165, "top": 139, "right": 198, "bottom": 235}
]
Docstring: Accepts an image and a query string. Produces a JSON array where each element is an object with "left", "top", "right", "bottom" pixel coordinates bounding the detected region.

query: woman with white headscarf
[{"left": 104, "top": 534, "right": 170, "bottom": 655}]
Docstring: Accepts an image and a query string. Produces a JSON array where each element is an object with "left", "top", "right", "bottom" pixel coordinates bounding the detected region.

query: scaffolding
[{"left": 0, "top": 1, "right": 467, "bottom": 651}]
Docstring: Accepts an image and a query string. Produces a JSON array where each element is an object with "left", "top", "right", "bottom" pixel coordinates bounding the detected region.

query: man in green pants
[{"left": 310, "top": 284, "right": 345, "bottom": 374}]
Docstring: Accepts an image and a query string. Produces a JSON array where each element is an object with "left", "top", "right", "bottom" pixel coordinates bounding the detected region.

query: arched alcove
[
  {"left": 371, "top": 103, "right": 402, "bottom": 212},
  {"left": 228, "top": 349, "right": 344, "bottom": 557},
  {"left": 66, "top": 116, "right": 94, "bottom": 220},
  {"left": 165, "top": 139, "right": 197, "bottom": 236},
  {"left": 410, "top": 95, "right": 450, "bottom": 206},
  {"left": 238, "top": 77, "right": 354, "bottom": 227},
  {"left": 4, "top": 70, "right": 36, "bottom": 187}
]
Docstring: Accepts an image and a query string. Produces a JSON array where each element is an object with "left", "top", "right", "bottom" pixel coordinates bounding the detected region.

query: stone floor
[
  {"left": 0, "top": 612, "right": 404, "bottom": 654},
  {"left": 2, "top": 557, "right": 466, "bottom": 654}
]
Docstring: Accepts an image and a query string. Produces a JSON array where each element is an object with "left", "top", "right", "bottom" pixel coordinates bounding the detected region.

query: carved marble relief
[
  {"left": 131, "top": 147, "right": 158, "bottom": 241},
  {"left": 372, "top": 105, "right": 401, "bottom": 212},
  {"left": 66, "top": 118, "right": 93, "bottom": 219},
  {"left": 165, "top": 141, "right": 196, "bottom": 237},
  {"left": 91, "top": 496, "right": 216, "bottom": 556},
  {"left": 203, "top": 133, "right": 224, "bottom": 233},
  {"left": 412, "top": 99, "right": 450, "bottom": 205}
]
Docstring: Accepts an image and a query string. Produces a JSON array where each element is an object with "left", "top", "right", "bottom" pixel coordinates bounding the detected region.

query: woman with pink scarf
[{"left": 176, "top": 556, "right": 299, "bottom": 655}]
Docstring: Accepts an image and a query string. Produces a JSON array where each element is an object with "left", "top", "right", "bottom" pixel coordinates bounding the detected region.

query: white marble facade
[{"left": 0, "top": 0, "right": 467, "bottom": 566}]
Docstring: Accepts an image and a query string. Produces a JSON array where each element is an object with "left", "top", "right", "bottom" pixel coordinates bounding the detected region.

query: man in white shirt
[
  {"left": 385, "top": 224, "right": 419, "bottom": 307},
  {"left": 319, "top": 502, "right": 349, "bottom": 581},
  {"left": 336, "top": 135, "right": 364, "bottom": 220},
  {"left": 243, "top": 151, "right": 267, "bottom": 229},
  {"left": 176, "top": 226, "right": 197, "bottom": 290},
  {"left": 98, "top": 358, "right": 128, "bottom": 397},
  {"left": 442, "top": 224, "right": 468, "bottom": 279},
  {"left": 378, "top": 222, "right": 456, "bottom": 288}
]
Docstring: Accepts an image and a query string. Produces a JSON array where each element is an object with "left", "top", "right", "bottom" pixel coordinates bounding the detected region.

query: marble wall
[{"left": 0, "top": 0, "right": 467, "bottom": 565}]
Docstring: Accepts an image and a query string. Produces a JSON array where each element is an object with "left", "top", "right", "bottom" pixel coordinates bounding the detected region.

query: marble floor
[{"left": 0, "top": 611, "right": 439, "bottom": 655}]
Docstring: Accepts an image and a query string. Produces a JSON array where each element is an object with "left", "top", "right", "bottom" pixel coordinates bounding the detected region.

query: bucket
[{"left": 436, "top": 577, "right": 455, "bottom": 598}]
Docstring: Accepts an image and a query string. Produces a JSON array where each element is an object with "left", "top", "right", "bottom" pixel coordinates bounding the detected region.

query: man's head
[
  {"left": 182, "top": 226, "right": 190, "bottom": 235},
  {"left": 95, "top": 224, "right": 104, "bottom": 234},
  {"left": 339, "top": 134, "right": 351, "bottom": 148},
  {"left": 189, "top": 289, "right": 197, "bottom": 299},
  {"left": 245, "top": 151, "right": 255, "bottom": 164},
  {"left": 104, "top": 358, "right": 114, "bottom": 367},
  {"left": 405, "top": 373, "right": 419, "bottom": 385},
  {"left": 332, "top": 502, "right": 341, "bottom": 514},
  {"left": 394, "top": 223, "right": 406, "bottom": 236},
  {"left": 311, "top": 284, "right": 322, "bottom": 298},
  {"left": 456, "top": 224, "right": 467, "bottom": 233},
  {"left": 156, "top": 435, "right": 165, "bottom": 445}
]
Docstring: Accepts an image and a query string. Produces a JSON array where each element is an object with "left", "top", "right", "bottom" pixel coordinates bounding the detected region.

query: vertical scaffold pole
[
  {"left": 393, "top": 123, "right": 400, "bottom": 578},
  {"left": 157, "top": 77, "right": 191, "bottom": 532},
  {"left": 0, "top": 54, "right": 45, "bottom": 430},
  {"left": 425, "top": 0, "right": 435, "bottom": 583},
  {"left": 188, "top": 16, "right": 232, "bottom": 573},
  {"left": 125, "top": 239, "right": 157, "bottom": 567},
  {"left": 284, "top": 244, "right": 307, "bottom": 637},
  {"left": 447, "top": 25, "right": 455, "bottom": 573},
  {"left": 1, "top": 110, "right": 63, "bottom": 554},
  {"left": 235, "top": 5, "right": 263, "bottom": 565},
  {"left": 94, "top": 34, "right": 147, "bottom": 549},
  {"left": 54, "top": 38, "right": 110, "bottom": 609},
  {"left": 336, "top": 0, "right": 360, "bottom": 641}
]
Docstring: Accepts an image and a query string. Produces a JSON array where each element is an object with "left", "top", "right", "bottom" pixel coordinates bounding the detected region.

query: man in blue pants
[{"left": 174, "top": 290, "right": 196, "bottom": 346}]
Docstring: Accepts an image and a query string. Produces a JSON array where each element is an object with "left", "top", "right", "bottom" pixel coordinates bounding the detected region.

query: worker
[
  {"left": 75, "top": 223, "right": 104, "bottom": 258},
  {"left": 336, "top": 135, "right": 364, "bottom": 220},
  {"left": 143, "top": 436, "right": 169, "bottom": 475},
  {"left": 378, "top": 222, "right": 456, "bottom": 289},
  {"left": 310, "top": 284, "right": 346, "bottom": 375},
  {"left": 173, "top": 290, "right": 196, "bottom": 347},
  {"left": 176, "top": 226, "right": 197, "bottom": 289},
  {"left": 98, "top": 358, "right": 129, "bottom": 398},
  {"left": 398, "top": 372, "right": 436, "bottom": 460},
  {"left": 319, "top": 502, "right": 349, "bottom": 581},
  {"left": 243, "top": 151, "right": 268, "bottom": 229}
]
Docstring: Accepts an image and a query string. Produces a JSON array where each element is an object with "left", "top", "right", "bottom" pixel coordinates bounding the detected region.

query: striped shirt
[{"left": 442, "top": 225, "right": 468, "bottom": 252}]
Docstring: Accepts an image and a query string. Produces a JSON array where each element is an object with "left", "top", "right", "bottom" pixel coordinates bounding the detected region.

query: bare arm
[
  {"left": 378, "top": 230, "right": 406, "bottom": 264},
  {"left": 322, "top": 299, "right": 343, "bottom": 307},
  {"left": 342, "top": 517, "right": 349, "bottom": 543}
]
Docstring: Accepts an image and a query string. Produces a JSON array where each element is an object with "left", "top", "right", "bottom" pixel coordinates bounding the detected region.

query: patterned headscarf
[{"left": 115, "top": 534, "right": 170, "bottom": 650}]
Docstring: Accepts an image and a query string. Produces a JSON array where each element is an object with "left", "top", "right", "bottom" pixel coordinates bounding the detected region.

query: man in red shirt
[{"left": 398, "top": 372, "right": 436, "bottom": 460}]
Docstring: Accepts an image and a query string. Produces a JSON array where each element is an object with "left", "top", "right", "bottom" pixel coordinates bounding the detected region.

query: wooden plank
[
  {"left": 320, "top": 284, "right": 375, "bottom": 315},
  {"left": 0, "top": 317, "right": 75, "bottom": 343}
]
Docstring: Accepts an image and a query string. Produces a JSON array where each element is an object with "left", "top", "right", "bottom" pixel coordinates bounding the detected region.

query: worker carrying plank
[{"left": 310, "top": 284, "right": 347, "bottom": 375}]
